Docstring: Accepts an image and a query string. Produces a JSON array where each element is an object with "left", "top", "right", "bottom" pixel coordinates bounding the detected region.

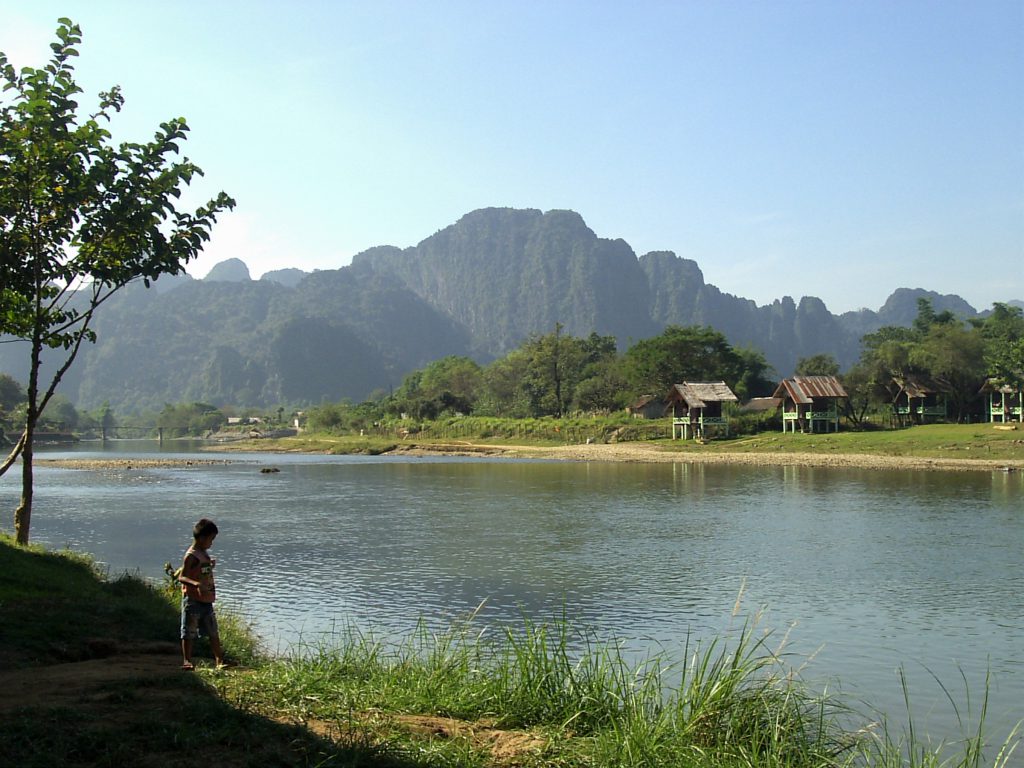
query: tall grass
[
  {"left": 211, "top": 611, "right": 1024, "bottom": 768},
  {"left": 852, "top": 666, "right": 1022, "bottom": 768}
]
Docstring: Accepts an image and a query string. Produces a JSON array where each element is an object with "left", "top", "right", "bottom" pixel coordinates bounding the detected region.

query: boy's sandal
[{"left": 181, "top": 661, "right": 195, "bottom": 671}]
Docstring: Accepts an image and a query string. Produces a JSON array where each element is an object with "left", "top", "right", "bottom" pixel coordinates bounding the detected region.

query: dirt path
[
  {"left": 0, "top": 650, "right": 183, "bottom": 712},
  {"left": 0, "top": 649, "right": 547, "bottom": 765}
]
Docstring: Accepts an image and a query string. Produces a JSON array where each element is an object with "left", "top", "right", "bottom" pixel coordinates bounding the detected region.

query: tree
[
  {"left": 912, "top": 297, "right": 957, "bottom": 336},
  {"left": 623, "top": 325, "right": 744, "bottom": 397},
  {"left": 853, "top": 299, "right": 986, "bottom": 425},
  {"left": 0, "top": 373, "right": 25, "bottom": 413},
  {"left": 305, "top": 402, "right": 347, "bottom": 432},
  {"left": 0, "top": 373, "right": 25, "bottom": 445},
  {"left": 733, "top": 346, "right": 776, "bottom": 400},
  {"left": 0, "top": 21, "right": 234, "bottom": 544},
  {"left": 479, "top": 350, "right": 531, "bottom": 417},
  {"left": 972, "top": 303, "right": 1024, "bottom": 387},
  {"left": 157, "top": 402, "right": 225, "bottom": 437},
  {"left": 39, "top": 394, "right": 78, "bottom": 431},
  {"left": 515, "top": 326, "right": 618, "bottom": 417},
  {"left": 417, "top": 355, "right": 483, "bottom": 415},
  {"left": 838, "top": 362, "right": 875, "bottom": 428},
  {"left": 910, "top": 324, "right": 986, "bottom": 422},
  {"left": 795, "top": 353, "right": 840, "bottom": 377},
  {"left": 520, "top": 324, "right": 573, "bottom": 417}
]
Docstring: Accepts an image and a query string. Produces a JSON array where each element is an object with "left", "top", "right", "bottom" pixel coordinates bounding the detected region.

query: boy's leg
[
  {"left": 198, "top": 604, "right": 225, "bottom": 666},
  {"left": 181, "top": 597, "right": 198, "bottom": 669},
  {"left": 210, "top": 634, "right": 224, "bottom": 666}
]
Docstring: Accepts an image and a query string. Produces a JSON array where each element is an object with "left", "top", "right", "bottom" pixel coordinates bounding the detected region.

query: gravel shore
[
  {"left": 386, "top": 441, "right": 1024, "bottom": 473},
  {"left": 30, "top": 444, "right": 1023, "bottom": 474},
  {"left": 35, "top": 458, "right": 235, "bottom": 470}
]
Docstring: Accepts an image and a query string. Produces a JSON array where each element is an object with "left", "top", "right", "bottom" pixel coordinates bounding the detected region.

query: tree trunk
[
  {"left": 16, "top": 320, "right": 42, "bottom": 546},
  {"left": 14, "top": 421, "right": 33, "bottom": 545}
]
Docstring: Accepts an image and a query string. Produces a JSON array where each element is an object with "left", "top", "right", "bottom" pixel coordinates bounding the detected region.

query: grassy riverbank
[{"left": 1, "top": 536, "right": 1019, "bottom": 767}]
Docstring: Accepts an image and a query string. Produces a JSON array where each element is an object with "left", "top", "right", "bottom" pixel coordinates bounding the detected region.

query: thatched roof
[
  {"left": 772, "top": 376, "right": 848, "bottom": 404},
  {"left": 891, "top": 375, "right": 944, "bottom": 398},
  {"left": 668, "top": 381, "right": 738, "bottom": 408},
  {"left": 979, "top": 377, "right": 1023, "bottom": 395},
  {"left": 629, "top": 395, "right": 658, "bottom": 409},
  {"left": 739, "top": 397, "right": 781, "bottom": 413}
]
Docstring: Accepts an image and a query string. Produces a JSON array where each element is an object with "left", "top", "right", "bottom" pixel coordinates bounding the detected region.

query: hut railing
[
  {"left": 698, "top": 416, "right": 728, "bottom": 426},
  {"left": 673, "top": 416, "right": 727, "bottom": 426},
  {"left": 807, "top": 409, "right": 838, "bottom": 420},
  {"left": 894, "top": 405, "right": 946, "bottom": 417}
]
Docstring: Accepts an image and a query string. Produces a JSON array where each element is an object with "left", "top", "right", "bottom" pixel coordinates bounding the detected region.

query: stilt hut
[
  {"left": 891, "top": 376, "right": 947, "bottom": 426},
  {"left": 979, "top": 378, "right": 1023, "bottom": 423},
  {"left": 627, "top": 395, "right": 667, "bottom": 420},
  {"left": 772, "top": 375, "right": 848, "bottom": 433},
  {"left": 668, "top": 381, "right": 738, "bottom": 440}
]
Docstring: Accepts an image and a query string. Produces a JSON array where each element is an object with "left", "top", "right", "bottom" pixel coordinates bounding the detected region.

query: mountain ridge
[{"left": 1, "top": 207, "right": 1015, "bottom": 414}]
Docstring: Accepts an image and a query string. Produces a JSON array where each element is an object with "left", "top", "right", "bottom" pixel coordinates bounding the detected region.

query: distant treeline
[{"left": 5, "top": 298, "right": 1016, "bottom": 440}]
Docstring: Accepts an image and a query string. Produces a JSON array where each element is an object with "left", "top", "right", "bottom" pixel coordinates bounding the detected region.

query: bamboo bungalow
[
  {"left": 772, "top": 375, "right": 847, "bottom": 433},
  {"left": 627, "top": 395, "right": 667, "bottom": 420},
  {"left": 668, "top": 381, "right": 738, "bottom": 440},
  {"left": 891, "top": 376, "right": 947, "bottom": 426},
  {"left": 979, "top": 379, "right": 1023, "bottom": 423}
]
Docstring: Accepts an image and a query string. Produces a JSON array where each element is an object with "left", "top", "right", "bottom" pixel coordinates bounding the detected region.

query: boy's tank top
[{"left": 182, "top": 545, "right": 216, "bottom": 603}]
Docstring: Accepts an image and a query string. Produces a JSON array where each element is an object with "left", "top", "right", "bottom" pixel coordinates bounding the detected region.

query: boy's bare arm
[{"left": 180, "top": 555, "right": 203, "bottom": 588}]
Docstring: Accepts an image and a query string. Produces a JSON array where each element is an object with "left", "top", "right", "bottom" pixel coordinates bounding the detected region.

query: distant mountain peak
[
  {"left": 260, "top": 268, "right": 307, "bottom": 288},
  {"left": 204, "top": 258, "right": 251, "bottom": 282}
]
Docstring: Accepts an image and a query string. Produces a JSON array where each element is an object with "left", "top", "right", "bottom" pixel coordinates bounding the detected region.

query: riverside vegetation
[
  {"left": 218, "top": 419, "right": 1024, "bottom": 468},
  {"left": 1, "top": 535, "right": 1019, "bottom": 767}
]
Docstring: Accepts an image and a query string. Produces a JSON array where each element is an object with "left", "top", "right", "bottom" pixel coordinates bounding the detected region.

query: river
[{"left": 2, "top": 442, "right": 1021, "bottom": 754}]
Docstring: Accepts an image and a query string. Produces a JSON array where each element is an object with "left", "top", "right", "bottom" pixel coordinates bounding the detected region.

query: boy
[{"left": 179, "top": 517, "right": 225, "bottom": 670}]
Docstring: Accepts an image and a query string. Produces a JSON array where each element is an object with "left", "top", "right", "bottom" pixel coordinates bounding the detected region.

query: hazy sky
[{"left": 3, "top": 1, "right": 1022, "bottom": 313}]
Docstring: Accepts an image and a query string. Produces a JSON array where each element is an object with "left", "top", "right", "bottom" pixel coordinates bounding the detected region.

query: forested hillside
[{"left": 0, "top": 207, "right": 1001, "bottom": 413}]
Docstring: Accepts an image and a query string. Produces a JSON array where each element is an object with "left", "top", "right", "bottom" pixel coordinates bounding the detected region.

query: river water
[{"left": 2, "top": 442, "right": 1021, "bottom": 752}]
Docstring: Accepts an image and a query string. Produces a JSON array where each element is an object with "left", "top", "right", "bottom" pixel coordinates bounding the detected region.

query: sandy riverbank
[
  {"left": 385, "top": 440, "right": 1024, "bottom": 473},
  {"left": 29, "top": 442, "right": 1024, "bottom": 473},
  {"left": 34, "top": 458, "right": 236, "bottom": 470}
]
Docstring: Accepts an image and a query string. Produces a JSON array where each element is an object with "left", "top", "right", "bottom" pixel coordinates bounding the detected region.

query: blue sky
[{"left": 3, "top": 1, "right": 1022, "bottom": 313}]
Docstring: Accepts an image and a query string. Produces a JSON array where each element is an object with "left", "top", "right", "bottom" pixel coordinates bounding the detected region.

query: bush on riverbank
[{"left": 1, "top": 536, "right": 1019, "bottom": 767}]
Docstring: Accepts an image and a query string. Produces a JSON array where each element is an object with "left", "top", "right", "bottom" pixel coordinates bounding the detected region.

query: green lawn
[{"left": 671, "top": 422, "right": 1024, "bottom": 461}]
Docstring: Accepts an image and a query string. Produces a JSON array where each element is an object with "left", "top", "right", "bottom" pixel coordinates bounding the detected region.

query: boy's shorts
[{"left": 180, "top": 596, "right": 219, "bottom": 640}]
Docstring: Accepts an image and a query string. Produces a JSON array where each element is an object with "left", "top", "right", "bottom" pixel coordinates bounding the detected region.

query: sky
[{"left": 2, "top": 1, "right": 1022, "bottom": 314}]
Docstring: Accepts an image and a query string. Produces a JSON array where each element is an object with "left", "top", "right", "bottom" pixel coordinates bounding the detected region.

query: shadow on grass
[{"left": 0, "top": 670, "right": 425, "bottom": 768}]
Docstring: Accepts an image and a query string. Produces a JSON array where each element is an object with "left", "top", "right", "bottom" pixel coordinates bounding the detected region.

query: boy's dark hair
[{"left": 193, "top": 518, "right": 219, "bottom": 540}]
